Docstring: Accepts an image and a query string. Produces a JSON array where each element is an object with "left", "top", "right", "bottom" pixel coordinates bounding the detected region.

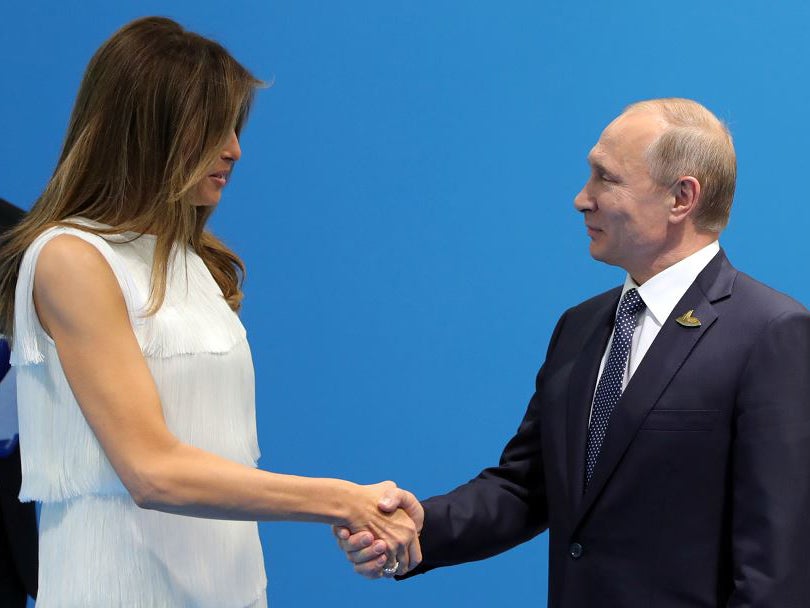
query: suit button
[{"left": 569, "top": 542, "right": 583, "bottom": 560}]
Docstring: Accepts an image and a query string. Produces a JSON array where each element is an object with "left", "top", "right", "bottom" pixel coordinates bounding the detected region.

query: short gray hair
[{"left": 626, "top": 98, "right": 736, "bottom": 232}]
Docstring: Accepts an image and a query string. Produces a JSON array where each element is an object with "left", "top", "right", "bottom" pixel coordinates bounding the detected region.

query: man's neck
[{"left": 629, "top": 235, "right": 719, "bottom": 285}]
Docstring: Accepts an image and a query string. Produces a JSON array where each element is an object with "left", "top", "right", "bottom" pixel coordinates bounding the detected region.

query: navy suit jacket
[{"left": 405, "top": 251, "right": 810, "bottom": 607}]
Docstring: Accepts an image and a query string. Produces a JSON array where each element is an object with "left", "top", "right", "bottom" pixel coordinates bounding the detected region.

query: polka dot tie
[{"left": 584, "top": 288, "right": 645, "bottom": 487}]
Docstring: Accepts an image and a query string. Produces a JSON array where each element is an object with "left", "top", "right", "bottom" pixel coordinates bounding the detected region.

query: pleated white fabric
[{"left": 12, "top": 220, "right": 267, "bottom": 607}]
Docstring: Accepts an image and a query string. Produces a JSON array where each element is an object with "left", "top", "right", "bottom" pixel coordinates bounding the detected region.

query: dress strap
[{"left": 12, "top": 226, "right": 146, "bottom": 366}]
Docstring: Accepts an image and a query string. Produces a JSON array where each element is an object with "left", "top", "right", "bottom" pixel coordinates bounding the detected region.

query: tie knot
[{"left": 618, "top": 288, "right": 645, "bottom": 319}]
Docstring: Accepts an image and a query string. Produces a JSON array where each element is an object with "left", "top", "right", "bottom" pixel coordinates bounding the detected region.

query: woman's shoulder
[
  {"left": 31, "top": 234, "right": 136, "bottom": 349},
  {"left": 36, "top": 230, "right": 107, "bottom": 261},
  {"left": 12, "top": 224, "right": 149, "bottom": 366},
  {"left": 24, "top": 223, "right": 146, "bottom": 285},
  {"left": 25, "top": 220, "right": 154, "bottom": 283},
  {"left": 35, "top": 233, "right": 124, "bottom": 305}
]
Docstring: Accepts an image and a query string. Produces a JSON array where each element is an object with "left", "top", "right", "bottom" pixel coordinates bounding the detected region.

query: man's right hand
[{"left": 333, "top": 486, "right": 424, "bottom": 578}]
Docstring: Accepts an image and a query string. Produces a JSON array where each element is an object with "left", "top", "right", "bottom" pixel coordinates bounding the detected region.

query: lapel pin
[{"left": 676, "top": 309, "right": 701, "bottom": 327}]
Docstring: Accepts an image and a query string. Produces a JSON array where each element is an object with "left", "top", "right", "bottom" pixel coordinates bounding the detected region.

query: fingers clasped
[
  {"left": 333, "top": 528, "right": 391, "bottom": 578},
  {"left": 334, "top": 482, "right": 424, "bottom": 579}
]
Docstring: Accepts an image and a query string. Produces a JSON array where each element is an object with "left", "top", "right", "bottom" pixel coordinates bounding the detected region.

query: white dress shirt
[{"left": 590, "top": 241, "right": 720, "bottom": 421}]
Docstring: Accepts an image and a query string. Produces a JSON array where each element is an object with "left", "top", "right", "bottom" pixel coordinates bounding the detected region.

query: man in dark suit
[
  {"left": 336, "top": 99, "right": 810, "bottom": 606},
  {"left": 0, "top": 198, "right": 38, "bottom": 606}
]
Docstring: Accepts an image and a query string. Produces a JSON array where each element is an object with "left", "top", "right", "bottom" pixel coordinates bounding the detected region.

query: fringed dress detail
[{"left": 12, "top": 221, "right": 267, "bottom": 607}]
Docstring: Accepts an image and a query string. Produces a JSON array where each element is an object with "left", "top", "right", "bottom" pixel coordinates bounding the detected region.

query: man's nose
[{"left": 574, "top": 181, "right": 595, "bottom": 213}]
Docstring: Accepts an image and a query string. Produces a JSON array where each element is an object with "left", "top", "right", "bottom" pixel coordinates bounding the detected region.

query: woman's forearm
[
  {"left": 128, "top": 441, "right": 422, "bottom": 573},
  {"left": 131, "top": 440, "right": 356, "bottom": 524}
]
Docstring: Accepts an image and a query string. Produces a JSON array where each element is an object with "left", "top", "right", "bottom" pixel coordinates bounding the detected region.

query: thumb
[
  {"left": 396, "top": 490, "right": 424, "bottom": 531},
  {"left": 377, "top": 488, "right": 403, "bottom": 513}
]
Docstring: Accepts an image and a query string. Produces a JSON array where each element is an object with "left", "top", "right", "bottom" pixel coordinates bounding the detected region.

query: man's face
[{"left": 574, "top": 111, "right": 675, "bottom": 280}]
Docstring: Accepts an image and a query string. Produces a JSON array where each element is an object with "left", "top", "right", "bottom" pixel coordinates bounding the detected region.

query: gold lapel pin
[{"left": 676, "top": 309, "right": 701, "bottom": 327}]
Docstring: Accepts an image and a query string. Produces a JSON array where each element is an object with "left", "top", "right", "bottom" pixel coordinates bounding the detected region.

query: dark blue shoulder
[{"left": 730, "top": 271, "right": 809, "bottom": 318}]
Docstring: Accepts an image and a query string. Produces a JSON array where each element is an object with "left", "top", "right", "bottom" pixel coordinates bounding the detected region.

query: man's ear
[{"left": 670, "top": 176, "right": 701, "bottom": 224}]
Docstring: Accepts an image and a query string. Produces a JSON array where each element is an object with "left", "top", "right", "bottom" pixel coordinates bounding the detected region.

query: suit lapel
[
  {"left": 569, "top": 250, "right": 735, "bottom": 528},
  {"left": 565, "top": 295, "right": 617, "bottom": 513}
]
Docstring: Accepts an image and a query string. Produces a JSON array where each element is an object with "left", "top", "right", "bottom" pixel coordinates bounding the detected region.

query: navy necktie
[{"left": 584, "top": 288, "right": 645, "bottom": 486}]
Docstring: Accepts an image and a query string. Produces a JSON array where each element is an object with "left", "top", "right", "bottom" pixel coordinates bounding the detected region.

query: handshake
[{"left": 334, "top": 481, "right": 424, "bottom": 578}]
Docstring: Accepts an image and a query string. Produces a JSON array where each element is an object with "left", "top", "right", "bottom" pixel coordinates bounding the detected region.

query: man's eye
[{"left": 600, "top": 173, "right": 615, "bottom": 183}]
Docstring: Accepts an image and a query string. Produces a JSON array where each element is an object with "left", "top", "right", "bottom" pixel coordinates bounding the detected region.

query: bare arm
[{"left": 33, "top": 235, "right": 421, "bottom": 572}]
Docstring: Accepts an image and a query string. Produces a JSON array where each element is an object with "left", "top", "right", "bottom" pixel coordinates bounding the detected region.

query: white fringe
[
  {"left": 17, "top": 338, "right": 260, "bottom": 502},
  {"left": 38, "top": 495, "right": 267, "bottom": 607},
  {"left": 136, "top": 245, "right": 247, "bottom": 358},
  {"left": 12, "top": 223, "right": 246, "bottom": 366},
  {"left": 12, "top": 223, "right": 266, "bottom": 605}
]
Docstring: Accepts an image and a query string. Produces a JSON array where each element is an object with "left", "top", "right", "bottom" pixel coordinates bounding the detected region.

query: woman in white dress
[{"left": 0, "top": 16, "right": 420, "bottom": 607}]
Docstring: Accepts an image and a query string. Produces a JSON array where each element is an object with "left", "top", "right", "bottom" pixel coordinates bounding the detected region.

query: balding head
[{"left": 623, "top": 99, "right": 736, "bottom": 232}]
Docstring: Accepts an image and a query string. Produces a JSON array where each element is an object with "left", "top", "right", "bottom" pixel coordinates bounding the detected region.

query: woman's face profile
[{"left": 193, "top": 131, "right": 242, "bottom": 207}]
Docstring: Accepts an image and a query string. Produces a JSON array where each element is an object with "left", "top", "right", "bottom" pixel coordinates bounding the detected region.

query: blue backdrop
[{"left": 3, "top": 2, "right": 810, "bottom": 606}]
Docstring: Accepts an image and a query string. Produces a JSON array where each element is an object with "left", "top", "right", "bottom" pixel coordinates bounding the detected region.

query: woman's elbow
[
  {"left": 129, "top": 479, "right": 164, "bottom": 510},
  {"left": 121, "top": 459, "right": 178, "bottom": 510}
]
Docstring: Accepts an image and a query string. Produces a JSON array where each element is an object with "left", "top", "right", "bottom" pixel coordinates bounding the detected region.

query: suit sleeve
[
  {"left": 400, "top": 311, "right": 568, "bottom": 578},
  {"left": 728, "top": 309, "right": 810, "bottom": 606}
]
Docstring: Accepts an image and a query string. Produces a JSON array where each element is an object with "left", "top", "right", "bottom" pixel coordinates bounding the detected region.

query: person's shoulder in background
[{"left": 0, "top": 198, "right": 24, "bottom": 229}]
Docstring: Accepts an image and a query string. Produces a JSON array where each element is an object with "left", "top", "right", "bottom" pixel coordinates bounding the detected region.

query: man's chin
[
  {"left": 589, "top": 246, "right": 623, "bottom": 269},
  {"left": 589, "top": 244, "right": 608, "bottom": 263}
]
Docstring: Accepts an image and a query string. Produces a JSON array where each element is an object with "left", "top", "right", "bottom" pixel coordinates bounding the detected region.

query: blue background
[{"left": 3, "top": 2, "right": 810, "bottom": 606}]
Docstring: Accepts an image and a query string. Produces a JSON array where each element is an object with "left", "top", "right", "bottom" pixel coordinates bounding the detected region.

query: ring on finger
[{"left": 382, "top": 559, "right": 399, "bottom": 577}]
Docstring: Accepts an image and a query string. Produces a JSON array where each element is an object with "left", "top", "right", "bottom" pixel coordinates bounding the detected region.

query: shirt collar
[{"left": 619, "top": 241, "right": 720, "bottom": 325}]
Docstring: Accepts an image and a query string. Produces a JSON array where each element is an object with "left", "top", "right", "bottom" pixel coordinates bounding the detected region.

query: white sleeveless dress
[{"left": 11, "top": 222, "right": 267, "bottom": 607}]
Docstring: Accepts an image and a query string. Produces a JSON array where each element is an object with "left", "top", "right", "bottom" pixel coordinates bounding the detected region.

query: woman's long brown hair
[{"left": 0, "top": 16, "right": 263, "bottom": 338}]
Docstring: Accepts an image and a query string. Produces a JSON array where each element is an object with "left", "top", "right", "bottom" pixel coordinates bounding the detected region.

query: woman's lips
[{"left": 209, "top": 172, "right": 228, "bottom": 187}]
